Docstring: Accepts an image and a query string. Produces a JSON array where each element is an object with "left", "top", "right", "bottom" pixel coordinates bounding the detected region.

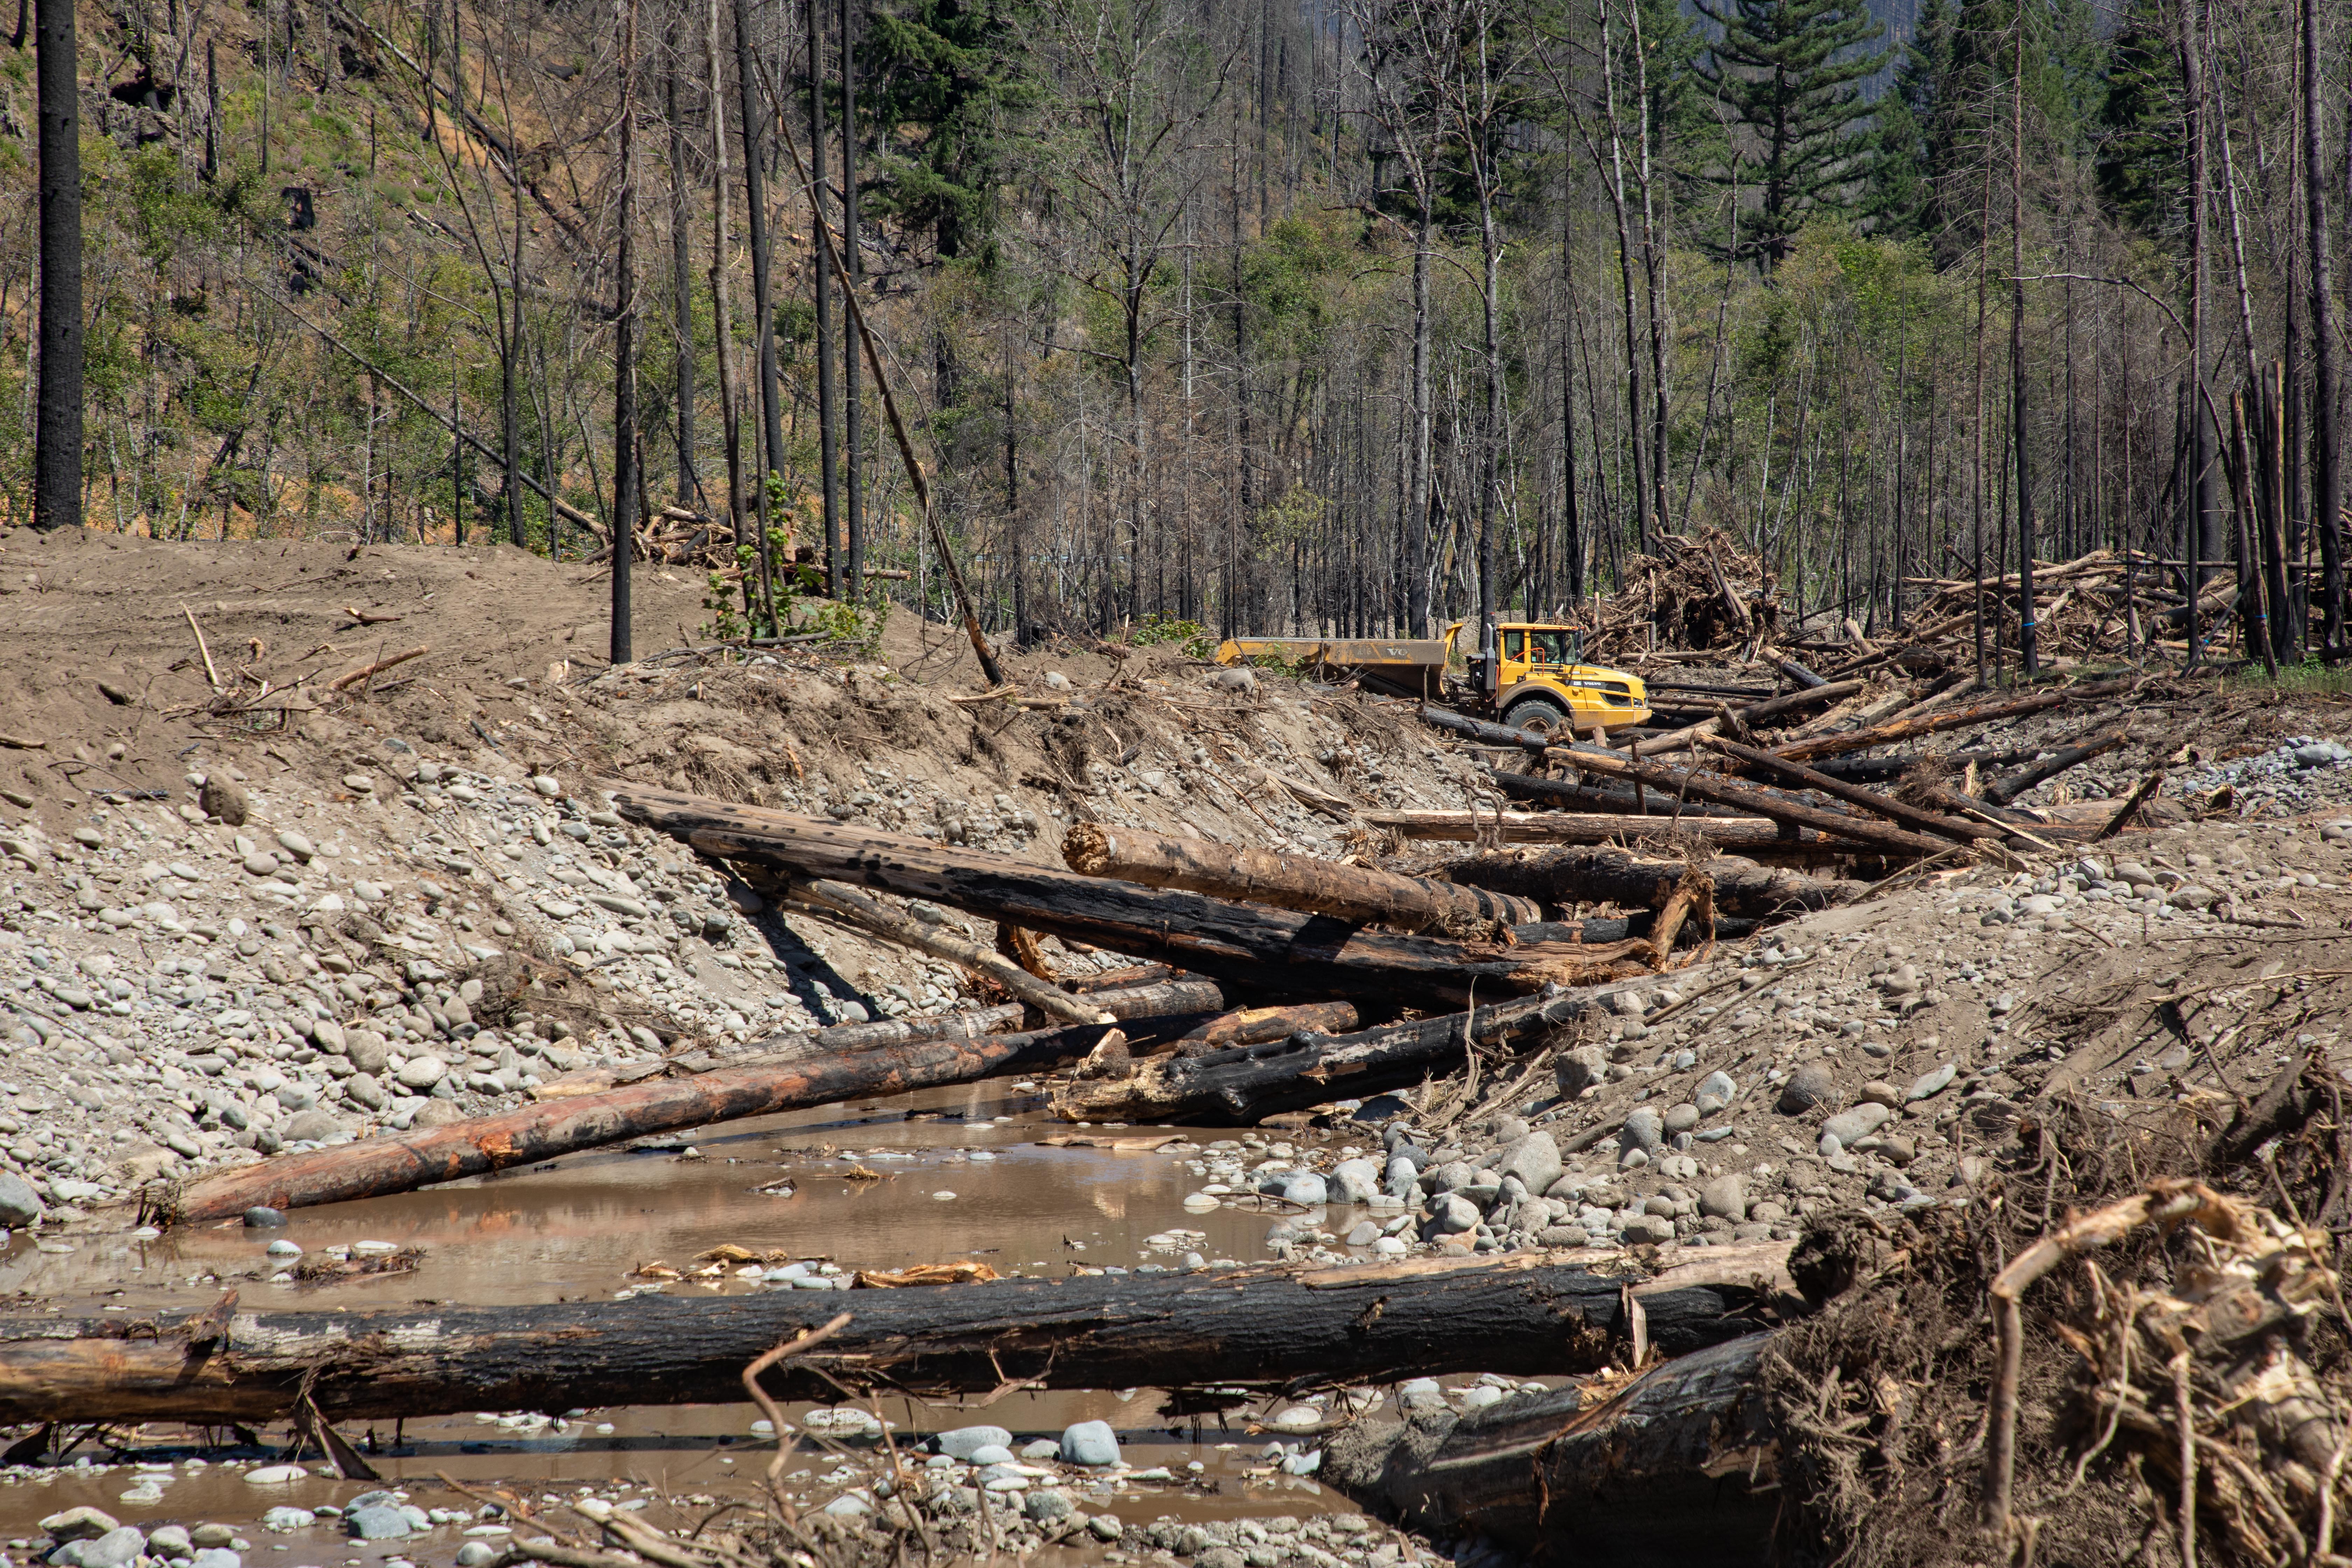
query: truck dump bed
[{"left": 1214, "top": 637, "right": 1451, "bottom": 699}]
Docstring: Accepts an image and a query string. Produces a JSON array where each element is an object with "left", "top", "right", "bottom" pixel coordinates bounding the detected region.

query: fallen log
[
  {"left": 1326, "top": 1331, "right": 1780, "bottom": 1564},
  {"left": 1802, "top": 744, "right": 2042, "bottom": 785},
  {"left": 776, "top": 875, "right": 1112, "bottom": 1024},
  {"left": 1770, "top": 677, "right": 2134, "bottom": 764},
  {"left": 612, "top": 785, "right": 1659, "bottom": 1005},
  {"left": 1553, "top": 748, "right": 1953, "bottom": 859},
  {"left": 0, "top": 1247, "right": 1787, "bottom": 1424},
  {"left": 651, "top": 978, "right": 1236, "bottom": 1078},
  {"left": 1630, "top": 679, "right": 1866, "bottom": 757},
  {"left": 1173, "top": 1000, "right": 1364, "bottom": 1053},
  {"left": 1700, "top": 736, "right": 2000, "bottom": 847},
  {"left": 1060, "top": 823, "right": 1540, "bottom": 934},
  {"left": 1052, "top": 985, "right": 1626, "bottom": 1123},
  {"left": 1362, "top": 808, "right": 1863, "bottom": 850},
  {"left": 163, "top": 1018, "right": 1128, "bottom": 1225},
  {"left": 1484, "top": 765, "right": 1751, "bottom": 820},
  {"left": 1982, "top": 728, "right": 2127, "bottom": 806},
  {"left": 1442, "top": 845, "right": 1865, "bottom": 920}
]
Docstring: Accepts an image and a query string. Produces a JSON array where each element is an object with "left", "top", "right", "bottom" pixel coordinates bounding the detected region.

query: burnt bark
[
  {"left": 1325, "top": 1331, "right": 1781, "bottom": 1563},
  {"left": 1701, "top": 736, "right": 1999, "bottom": 846},
  {"left": 33, "top": 0, "right": 81, "bottom": 532},
  {"left": 1559, "top": 749, "right": 1950, "bottom": 858},
  {"left": 0, "top": 1253, "right": 1782, "bottom": 1425},
  {"left": 1051, "top": 986, "right": 1630, "bottom": 1122}
]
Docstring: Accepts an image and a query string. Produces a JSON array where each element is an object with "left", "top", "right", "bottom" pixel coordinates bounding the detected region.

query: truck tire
[{"left": 1502, "top": 695, "right": 1573, "bottom": 738}]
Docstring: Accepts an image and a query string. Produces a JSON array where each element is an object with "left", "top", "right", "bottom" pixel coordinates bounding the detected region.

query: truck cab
[{"left": 1447, "top": 621, "right": 1650, "bottom": 736}]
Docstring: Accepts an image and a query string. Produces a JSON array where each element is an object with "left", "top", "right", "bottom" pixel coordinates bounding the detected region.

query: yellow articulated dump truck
[{"left": 1215, "top": 620, "right": 1650, "bottom": 736}]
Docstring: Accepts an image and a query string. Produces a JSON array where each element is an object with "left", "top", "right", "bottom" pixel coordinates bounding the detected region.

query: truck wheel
[{"left": 1503, "top": 696, "right": 1572, "bottom": 738}]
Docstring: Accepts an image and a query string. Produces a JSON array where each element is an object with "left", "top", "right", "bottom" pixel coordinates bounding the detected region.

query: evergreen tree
[
  {"left": 1692, "top": 0, "right": 1889, "bottom": 265},
  {"left": 1867, "top": 0, "right": 1954, "bottom": 240},
  {"left": 864, "top": 0, "right": 1035, "bottom": 261},
  {"left": 2093, "top": 0, "right": 2184, "bottom": 239}
]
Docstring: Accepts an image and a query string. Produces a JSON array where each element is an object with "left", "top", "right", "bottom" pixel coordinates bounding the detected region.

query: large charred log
[
  {"left": 0, "top": 1249, "right": 1786, "bottom": 1425},
  {"left": 1325, "top": 1332, "right": 1782, "bottom": 1565}
]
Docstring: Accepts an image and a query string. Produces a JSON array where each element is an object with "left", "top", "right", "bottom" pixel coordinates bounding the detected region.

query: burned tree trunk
[
  {"left": 166, "top": 1019, "right": 1127, "bottom": 1225},
  {"left": 1051, "top": 986, "right": 1622, "bottom": 1123},
  {"left": 1485, "top": 766, "right": 1753, "bottom": 821},
  {"left": 1700, "top": 737, "right": 1999, "bottom": 846},
  {"left": 1769, "top": 679, "right": 2133, "bottom": 764},
  {"left": 1061, "top": 824, "right": 1540, "bottom": 934},
  {"left": 1556, "top": 750, "right": 1950, "bottom": 858},
  {"left": 1325, "top": 1331, "right": 1781, "bottom": 1563},
  {"left": 0, "top": 1250, "right": 1785, "bottom": 1425},
  {"left": 1442, "top": 846, "right": 1864, "bottom": 920}
]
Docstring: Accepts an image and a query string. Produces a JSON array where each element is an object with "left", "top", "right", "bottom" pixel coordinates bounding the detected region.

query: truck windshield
[{"left": 1528, "top": 631, "right": 1567, "bottom": 665}]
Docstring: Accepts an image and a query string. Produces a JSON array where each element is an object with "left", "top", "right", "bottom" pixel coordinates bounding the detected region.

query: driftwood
[
  {"left": 1983, "top": 728, "right": 2127, "bottom": 806},
  {"left": 164, "top": 1020, "right": 1128, "bottom": 1225},
  {"left": 1802, "top": 745, "right": 2042, "bottom": 784},
  {"left": 1557, "top": 747, "right": 1952, "bottom": 858},
  {"left": 1701, "top": 735, "right": 2000, "bottom": 847},
  {"left": 1173, "top": 1000, "right": 1365, "bottom": 1052},
  {"left": 1061, "top": 822, "right": 1539, "bottom": 934},
  {"left": 1630, "top": 678, "right": 1868, "bottom": 756},
  {"left": 1485, "top": 765, "right": 1752, "bottom": 820},
  {"left": 1770, "top": 678, "right": 2134, "bottom": 764},
  {"left": 776, "top": 875, "right": 1111, "bottom": 1024},
  {"left": 1052, "top": 986, "right": 1625, "bottom": 1122},
  {"left": 1362, "top": 808, "right": 1854, "bottom": 853},
  {"left": 0, "top": 1248, "right": 1785, "bottom": 1424},
  {"left": 610, "top": 785, "right": 1667, "bottom": 1004},
  {"left": 1326, "top": 1331, "right": 1781, "bottom": 1563},
  {"left": 1442, "top": 845, "right": 1864, "bottom": 920}
]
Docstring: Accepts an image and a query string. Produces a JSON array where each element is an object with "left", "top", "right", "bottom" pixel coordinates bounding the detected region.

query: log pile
[{"left": 1582, "top": 528, "right": 1780, "bottom": 662}]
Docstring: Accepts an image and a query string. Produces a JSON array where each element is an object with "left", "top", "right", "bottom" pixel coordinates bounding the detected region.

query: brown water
[{"left": 0, "top": 1084, "right": 1426, "bottom": 1554}]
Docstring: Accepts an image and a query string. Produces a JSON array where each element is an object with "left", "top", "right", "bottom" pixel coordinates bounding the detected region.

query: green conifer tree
[{"left": 1692, "top": 0, "right": 1889, "bottom": 264}]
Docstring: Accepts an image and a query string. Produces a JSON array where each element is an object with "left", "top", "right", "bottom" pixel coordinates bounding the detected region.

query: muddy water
[{"left": 0, "top": 1083, "right": 1431, "bottom": 1555}]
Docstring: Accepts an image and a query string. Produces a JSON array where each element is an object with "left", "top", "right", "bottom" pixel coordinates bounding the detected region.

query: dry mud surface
[{"left": 3, "top": 528, "right": 2352, "bottom": 1566}]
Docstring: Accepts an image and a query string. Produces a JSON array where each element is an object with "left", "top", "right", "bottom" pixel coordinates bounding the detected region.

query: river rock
[
  {"left": 281, "top": 1109, "right": 345, "bottom": 1143},
  {"left": 1329, "top": 1158, "right": 1383, "bottom": 1206},
  {"left": 40, "top": 1510, "right": 120, "bottom": 1542},
  {"left": 0, "top": 1172, "right": 46, "bottom": 1227},
  {"left": 343, "top": 1507, "right": 415, "bottom": 1541},
  {"left": 1280, "top": 1172, "right": 1328, "bottom": 1206},
  {"left": 1025, "top": 1491, "right": 1076, "bottom": 1525},
  {"left": 276, "top": 830, "right": 315, "bottom": 862},
  {"left": 936, "top": 1426, "right": 1014, "bottom": 1460},
  {"left": 1662, "top": 1102, "right": 1700, "bottom": 1135},
  {"left": 1620, "top": 1108, "right": 1663, "bottom": 1154},
  {"left": 1908, "top": 1063, "right": 1958, "bottom": 1102},
  {"left": 242, "top": 1206, "right": 286, "bottom": 1228},
  {"left": 1494, "top": 1131, "right": 1562, "bottom": 1195},
  {"left": 72, "top": 1531, "right": 146, "bottom": 1568},
  {"left": 1060, "top": 1420, "right": 1120, "bottom": 1467},
  {"left": 396, "top": 1055, "right": 448, "bottom": 1090},
  {"left": 1694, "top": 1071, "right": 1736, "bottom": 1115},
  {"left": 1821, "top": 1104, "right": 1893, "bottom": 1146},
  {"left": 1858, "top": 1080, "right": 1903, "bottom": 1109},
  {"left": 144, "top": 1528, "right": 191, "bottom": 1558},
  {"left": 1554, "top": 1046, "right": 1608, "bottom": 1096},
  {"left": 1428, "top": 1194, "right": 1479, "bottom": 1234},
  {"left": 188, "top": 1552, "right": 241, "bottom": 1568},
  {"left": 1778, "top": 1063, "right": 1837, "bottom": 1114},
  {"left": 189, "top": 1526, "right": 236, "bottom": 1549},
  {"left": 456, "top": 1544, "right": 500, "bottom": 1568},
  {"left": 1699, "top": 1175, "right": 1746, "bottom": 1220}
]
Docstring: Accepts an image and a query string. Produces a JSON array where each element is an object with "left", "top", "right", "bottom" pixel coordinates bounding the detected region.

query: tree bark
[
  {"left": 1362, "top": 807, "right": 1857, "bottom": 856},
  {"left": 1174, "top": 1000, "right": 1363, "bottom": 1053},
  {"left": 164, "top": 1019, "right": 1129, "bottom": 1225},
  {"left": 609, "top": 785, "right": 1659, "bottom": 1004},
  {"left": 1060, "top": 823, "right": 1540, "bottom": 935},
  {"left": 609, "top": 0, "right": 640, "bottom": 664},
  {"left": 732, "top": 0, "right": 785, "bottom": 621},
  {"left": 2302, "top": 0, "right": 2344, "bottom": 648},
  {"left": 0, "top": 1249, "right": 1786, "bottom": 1425},
  {"left": 33, "top": 0, "right": 82, "bottom": 532},
  {"left": 1485, "top": 765, "right": 1754, "bottom": 821},
  {"left": 803, "top": 0, "right": 841, "bottom": 590},
  {"left": 1325, "top": 1330, "right": 1780, "bottom": 1563},
  {"left": 1051, "top": 986, "right": 1639, "bottom": 1122},
  {"left": 838, "top": 0, "right": 864, "bottom": 595},
  {"left": 1442, "top": 845, "right": 1863, "bottom": 919}
]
